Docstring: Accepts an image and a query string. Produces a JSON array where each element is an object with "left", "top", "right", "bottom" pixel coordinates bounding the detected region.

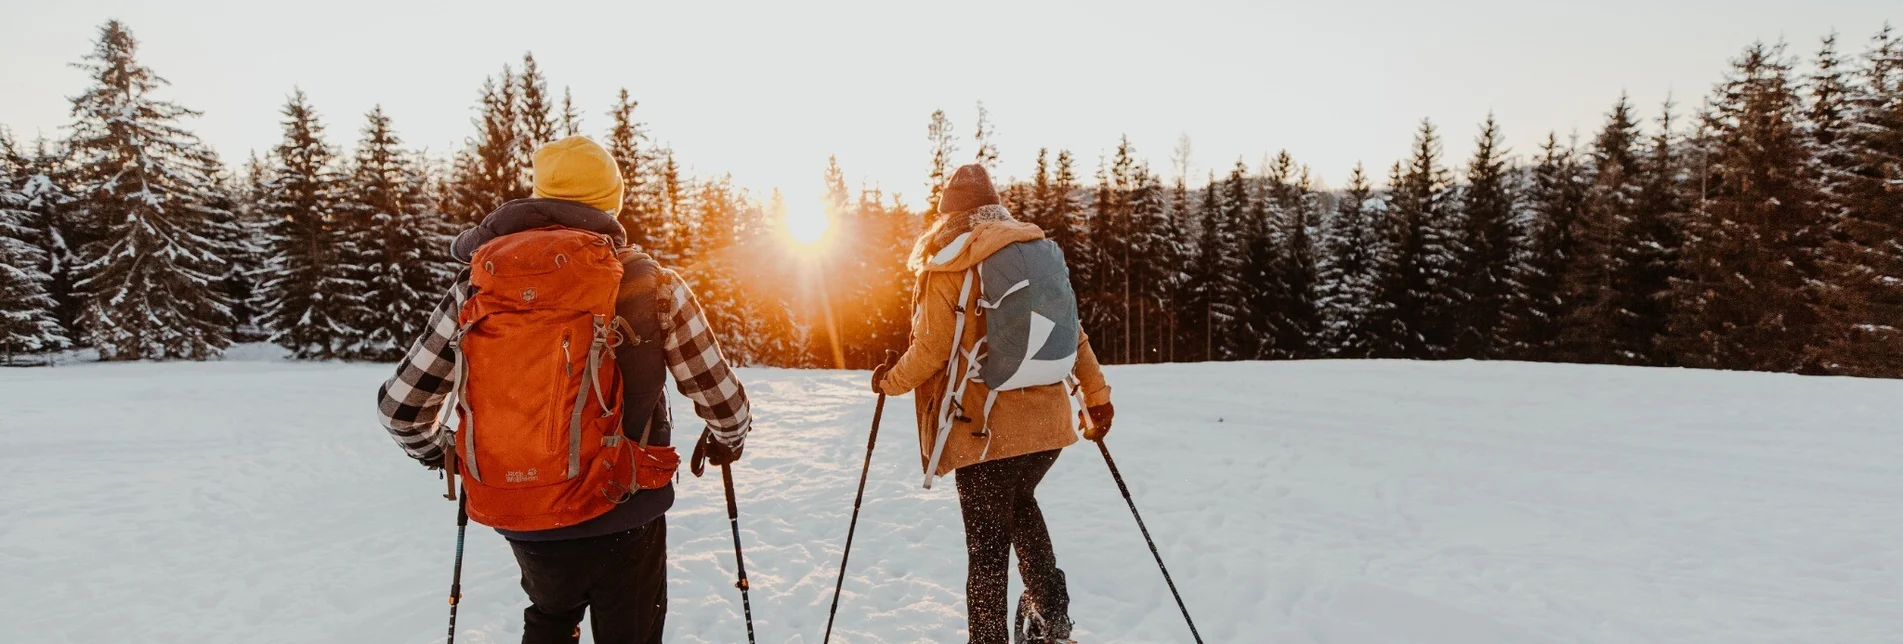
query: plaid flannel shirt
[{"left": 376, "top": 268, "right": 752, "bottom": 465}]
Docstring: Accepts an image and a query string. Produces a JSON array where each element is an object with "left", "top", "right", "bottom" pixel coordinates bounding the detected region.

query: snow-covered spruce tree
[
  {"left": 343, "top": 107, "right": 455, "bottom": 361},
  {"left": 1814, "top": 26, "right": 1903, "bottom": 376},
  {"left": 188, "top": 146, "right": 262, "bottom": 345},
  {"left": 1024, "top": 148, "right": 1054, "bottom": 234},
  {"left": 223, "top": 154, "right": 272, "bottom": 341},
  {"left": 259, "top": 89, "right": 355, "bottom": 360},
  {"left": 516, "top": 53, "right": 558, "bottom": 169},
  {"left": 1500, "top": 134, "right": 1588, "bottom": 360},
  {"left": 1211, "top": 164, "right": 1254, "bottom": 360},
  {"left": 657, "top": 149, "right": 693, "bottom": 264},
  {"left": 1263, "top": 151, "right": 1320, "bottom": 360},
  {"left": 15, "top": 138, "right": 84, "bottom": 332},
  {"left": 1162, "top": 140, "right": 1197, "bottom": 363},
  {"left": 1089, "top": 136, "right": 1143, "bottom": 364},
  {"left": 66, "top": 21, "right": 238, "bottom": 360},
  {"left": 1558, "top": 95, "right": 1646, "bottom": 364},
  {"left": 560, "top": 87, "right": 582, "bottom": 138},
  {"left": 1452, "top": 115, "right": 1518, "bottom": 359},
  {"left": 446, "top": 67, "right": 525, "bottom": 223},
  {"left": 1621, "top": 102, "right": 1689, "bottom": 366},
  {"left": 605, "top": 89, "right": 667, "bottom": 258},
  {"left": 1665, "top": 42, "right": 1824, "bottom": 373},
  {"left": 1386, "top": 119, "right": 1459, "bottom": 359},
  {"left": 1126, "top": 165, "right": 1172, "bottom": 363},
  {"left": 0, "top": 130, "right": 69, "bottom": 361},
  {"left": 1316, "top": 163, "right": 1383, "bottom": 358},
  {"left": 1232, "top": 158, "right": 1276, "bottom": 360},
  {"left": 1046, "top": 150, "right": 1090, "bottom": 290}
]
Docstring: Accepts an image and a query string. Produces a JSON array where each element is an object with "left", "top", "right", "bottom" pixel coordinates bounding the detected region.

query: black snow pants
[
  {"left": 507, "top": 517, "right": 667, "bottom": 644},
  {"left": 955, "top": 448, "right": 1069, "bottom": 644}
]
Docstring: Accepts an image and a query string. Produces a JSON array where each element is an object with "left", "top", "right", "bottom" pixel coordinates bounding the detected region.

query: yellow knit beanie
[{"left": 532, "top": 136, "right": 624, "bottom": 214}]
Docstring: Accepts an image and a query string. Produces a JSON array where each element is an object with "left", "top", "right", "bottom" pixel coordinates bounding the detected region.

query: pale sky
[{"left": 2, "top": 0, "right": 1896, "bottom": 220}]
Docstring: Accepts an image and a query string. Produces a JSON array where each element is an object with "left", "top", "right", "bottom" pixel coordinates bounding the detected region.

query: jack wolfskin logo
[
  {"left": 506, "top": 468, "right": 540, "bottom": 483},
  {"left": 521, "top": 288, "right": 538, "bottom": 302}
]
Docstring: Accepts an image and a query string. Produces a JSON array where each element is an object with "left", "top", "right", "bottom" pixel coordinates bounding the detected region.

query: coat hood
[
  {"left": 914, "top": 204, "right": 1045, "bottom": 273},
  {"left": 452, "top": 198, "right": 628, "bottom": 263}
]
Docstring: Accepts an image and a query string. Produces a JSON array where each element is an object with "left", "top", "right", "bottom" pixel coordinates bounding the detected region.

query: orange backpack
[{"left": 447, "top": 227, "right": 679, "bottom": 531}]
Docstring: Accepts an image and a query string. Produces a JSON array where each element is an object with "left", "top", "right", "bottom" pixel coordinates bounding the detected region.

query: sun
[
  {"left": 786, "top": 208, "right": 830, "bottom": 244},
  {"left": 780, "top": 207, "right": 835, "bottom": 257}
]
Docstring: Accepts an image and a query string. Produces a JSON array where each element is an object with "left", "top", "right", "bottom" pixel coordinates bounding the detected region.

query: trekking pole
[
  {"left": 823, "top": 350, "right": 898, "bottom": 643},
  {"left": 720, "top": 463, "right": 758, "bottom": 644},
  {"left": 1096, "top": 440, "right": 1204, "bottom": 644},
  {"left": 445, "top": 490, "right": 469, "bottom": 644}
]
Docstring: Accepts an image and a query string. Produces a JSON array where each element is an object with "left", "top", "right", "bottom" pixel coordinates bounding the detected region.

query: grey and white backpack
[{"left": 922, "top": 233, "right": 1080, "bottom": 488}]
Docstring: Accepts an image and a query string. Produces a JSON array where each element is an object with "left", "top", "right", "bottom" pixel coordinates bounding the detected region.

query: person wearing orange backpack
[
  {"left": 376, "top": 136, "right": 752, "bottom": 644},
  {"left": 871, "top": 164, "right": 1114, "bottom": 644}
]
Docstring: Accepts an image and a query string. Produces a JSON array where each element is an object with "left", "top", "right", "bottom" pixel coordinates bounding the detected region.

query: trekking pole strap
[{"left": 1098, "top": 441, "right": 1204, "bottom": 644}]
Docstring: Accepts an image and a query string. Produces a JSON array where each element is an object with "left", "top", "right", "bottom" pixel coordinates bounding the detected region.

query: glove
[
  {"left": 1084, "top": 402, "right": 1114, "bottom": 441},
  {"left": 870, "top": 363, "right": 892, "bottom": 394},
  {"left": 690, "top": 429, "right": 743, "bottom": 477}
]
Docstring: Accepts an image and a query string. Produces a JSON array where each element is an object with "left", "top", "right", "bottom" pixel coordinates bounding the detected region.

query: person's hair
[{"left": 906, "top": 204, "right": 1017, "bottom": 272}]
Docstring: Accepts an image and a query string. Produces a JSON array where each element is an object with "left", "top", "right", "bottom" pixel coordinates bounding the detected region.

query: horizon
[{"left": 2, "top": 1, "right": 1895, "bottom": 216}]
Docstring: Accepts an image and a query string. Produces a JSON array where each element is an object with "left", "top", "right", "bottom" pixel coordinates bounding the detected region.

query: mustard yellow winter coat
[{"left": 879, "top": 219, "right": 1112, "bottom": 477}]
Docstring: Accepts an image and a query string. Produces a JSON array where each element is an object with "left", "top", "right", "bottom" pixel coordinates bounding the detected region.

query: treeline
[
  {"left": 965, "top": 26, "right": 1903, "bottom": 378},
  {"left": 3, "top": 20, "right": 1901, "bottom": 380}
]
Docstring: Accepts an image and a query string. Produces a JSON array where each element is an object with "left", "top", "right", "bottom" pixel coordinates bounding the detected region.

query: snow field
[{"left": 2, "top": 355, "right": 1900, "bottom": 642}]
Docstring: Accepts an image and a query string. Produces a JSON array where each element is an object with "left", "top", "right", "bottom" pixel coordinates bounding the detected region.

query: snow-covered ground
[{"left": 4, "top": 351, "right": 1901, "bottom": 643}]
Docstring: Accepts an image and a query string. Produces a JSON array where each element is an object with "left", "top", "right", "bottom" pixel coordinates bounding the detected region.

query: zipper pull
[{"left": 562, "top": 334, "right": 574, "bottom": 377}]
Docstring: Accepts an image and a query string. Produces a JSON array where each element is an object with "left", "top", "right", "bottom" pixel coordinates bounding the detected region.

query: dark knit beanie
[{"left": 936, "top": 164, "right": 1001, "bottom": 214}]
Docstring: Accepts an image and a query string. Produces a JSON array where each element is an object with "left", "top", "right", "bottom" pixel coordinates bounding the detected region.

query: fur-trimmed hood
[{"left": 908, "top": 204, "right": 1037, "bottom": 272}]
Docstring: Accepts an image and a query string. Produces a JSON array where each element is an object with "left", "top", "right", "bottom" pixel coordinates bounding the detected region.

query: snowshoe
[{"left": 1014, "top": 590, "right": 1075, "bottom": 644}]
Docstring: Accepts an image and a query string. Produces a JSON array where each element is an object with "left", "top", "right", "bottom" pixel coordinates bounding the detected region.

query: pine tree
[
  {"left": 517, "top": 53, "right": 558, "bottom": 163},
  {"left": 1453, "top": 115, "right": 1517, "bottom": 358},
  {"left": 972, "top": 101, "right": 999, "bottom": 171},
  {"left": 259, "top": 89, "right": 355, "bottom": 360},
  {"left": 16, "top": 137, "right": 82, "bottom": 335},
  {"left": 605, "top": 89, "right": 663, "bottom": 253},
  {"left": 66, "top": 21, "right": 238, "bottom": 360},
  {"left": 1815, "top": 26, "right": 1903, "bottom": 376},
  {"left": 1046, "top": 150, "right": 1088, "bottom": 283},
  {"left": 561, "top": 87, "right": 583, "bottom": 137},
  {"left": 1317, "top": 163, "right": 1382, "bottom": 358},
  {"left": 1386, "top": 119, "right": 1458, "bottom": 358},
  {"left": 1559, "top": 95, "right": 1648, "bottom": 363},
  {"left": 447, "top": 68, "right": 525, "bottom": 222},
  {"left": 1265, "top": 151, "right": 1319, "bottom": 359},
  {"left": 658, "top": 149, "right": 691, "bottom": 264},
  {"left": 1024, "top": 148, "right": 1054, "bottom": 232},
  {"left": 0, "top": 129, "right": 69, "bottom": 361},
  {"left": 343, "top": 107, "right": 454, "bottom": 360},
  {"left": 1162, "top": 137, "right": 1196, "bottom": 363},
  {"left": 1184, "top": 172, "right": 1241, "bottom": 361},
  {"left": 1502, "top": 134, "right": 1589, "bottom": 359},
  {"left": 225, "top": 153, "right": 271, "bottom": 341},
  {"left": 1666, "top": 42, "right": 1824, "bottom": 372},
  {"left": 1126, "top": 165, "right": 1170, "bottom": 363},
  {"left": 1623, "top": 102, "right": 1688, "bottom": 365},
  {"left": 1217, "top": 162, "right": 1255, "bottom": 359},
  {"left": 925, "top": 109, "right": 957, "bottom": 217}
]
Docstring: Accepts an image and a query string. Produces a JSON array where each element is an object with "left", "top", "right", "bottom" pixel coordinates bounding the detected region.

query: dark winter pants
[
  {"left": 955, "top": 449, "right": 1069, "bottom": 644},
  {"left": 508, "top": 517, "right": 667, "bottom": 644}
]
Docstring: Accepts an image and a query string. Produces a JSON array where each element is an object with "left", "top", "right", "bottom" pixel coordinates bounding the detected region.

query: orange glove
[{"left": 1084, "top": 402, "right": 1114, "bottom": 441}]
